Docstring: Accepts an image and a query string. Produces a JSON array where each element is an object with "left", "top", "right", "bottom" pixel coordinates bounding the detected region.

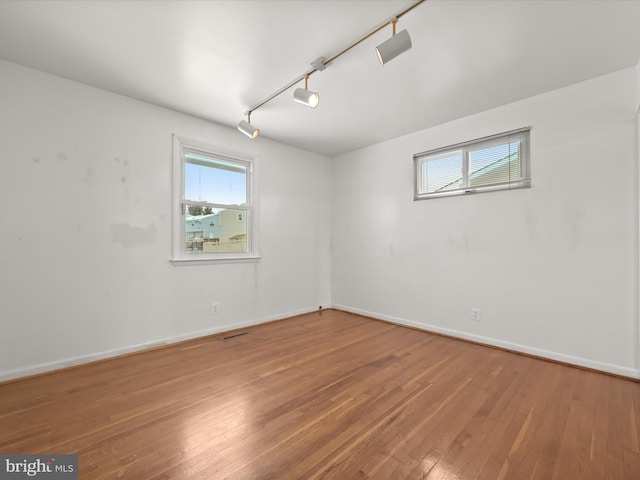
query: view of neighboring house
[
  {"left": 185, "top": 209, "right": 247, "bottom": 253},
  {"left": 186, "top": 213, "right": 219, "bottom": 240}
]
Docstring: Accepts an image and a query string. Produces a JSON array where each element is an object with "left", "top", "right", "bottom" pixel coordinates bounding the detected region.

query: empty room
[{"left": 1, "top": 0, "right": 640, "bottom": 478}]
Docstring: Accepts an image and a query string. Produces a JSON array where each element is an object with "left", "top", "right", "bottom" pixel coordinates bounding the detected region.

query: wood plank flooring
[{"left": 1, "top": 309, "right": 639, "bottom": 479}]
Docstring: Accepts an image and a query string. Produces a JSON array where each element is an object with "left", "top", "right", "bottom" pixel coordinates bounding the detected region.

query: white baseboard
[
  {"left": 0, "top": 306, "right": 323, "bottom": 383},
  {"left": 333, "top": 304, "right": 640, "bottom": 380}
]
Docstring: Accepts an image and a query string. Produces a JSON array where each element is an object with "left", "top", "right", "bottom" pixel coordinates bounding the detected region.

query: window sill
[
  {"left": 170, "top": 255, "right": 261, "bottom": 266},
  {"left": 415, "top": 179, "right": 531, "bottom": 200}
]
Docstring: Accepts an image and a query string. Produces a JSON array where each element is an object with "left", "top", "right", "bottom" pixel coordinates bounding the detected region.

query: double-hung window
[
  {"left": 414, "top": 127, "right": 530, "bottom": 200},
  {"left": 172, "top": 135, "right": 257, "bottom": 262}
]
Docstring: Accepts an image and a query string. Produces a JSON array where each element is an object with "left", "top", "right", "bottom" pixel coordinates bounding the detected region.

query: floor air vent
[{"left": 221, "top": 332, "right": 249, "bottom": 341}]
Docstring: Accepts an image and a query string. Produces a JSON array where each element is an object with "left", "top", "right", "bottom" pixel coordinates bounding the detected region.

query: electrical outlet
[
  {"left": 212, "top": 303, "right": 220, "bottom": 315},
  {"left": 471, "top": 308, "right": 481, "bottom": 321}
]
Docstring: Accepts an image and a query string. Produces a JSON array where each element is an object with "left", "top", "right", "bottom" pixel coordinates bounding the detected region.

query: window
[
  {"left": 172, "top": 136, "right": 258, "bottom": 262},
  {"left": 414, "top": 127, "right": 530, "bottom": 200}
]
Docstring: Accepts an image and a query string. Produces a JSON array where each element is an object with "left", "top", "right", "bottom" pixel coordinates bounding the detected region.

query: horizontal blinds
[
  {"left": 467, "top": 132, "right": 526, "bottom": 188},
  {"left": 422, "top": 150, "right": 464, "bottom": 193},
  {"left": 415, "top": 128, "right": 530, "bottom": 199}
]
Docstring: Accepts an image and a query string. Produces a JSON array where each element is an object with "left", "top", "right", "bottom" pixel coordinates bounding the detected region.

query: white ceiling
[{"left": 0, "top": 0, "right": 639, "bottom": 156}]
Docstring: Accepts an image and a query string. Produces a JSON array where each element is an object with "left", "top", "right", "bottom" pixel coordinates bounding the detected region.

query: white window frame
[
  {"left": 414, "top": 127, "right": 531, "bottom": 200},
  {"left": 171, "top": 135, "right": 260, "bottom": 264}
]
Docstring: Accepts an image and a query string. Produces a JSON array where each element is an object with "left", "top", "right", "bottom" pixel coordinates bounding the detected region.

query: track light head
[
  {"left": 293, "top": 76, "right": 319, "bottom": 108},
  {"left": 293, "top": 88, "right": 320, "bottom": 108},
  {"left": 376, "top": 26, "right": 412, "bottom": 65},
  {"left": 237, "top": 116, "right": 259, "bottom": 139}
]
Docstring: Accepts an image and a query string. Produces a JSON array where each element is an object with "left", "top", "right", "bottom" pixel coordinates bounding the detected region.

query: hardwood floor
[{"left": 1, "top": 309, "right": 639, "bottom": 479}]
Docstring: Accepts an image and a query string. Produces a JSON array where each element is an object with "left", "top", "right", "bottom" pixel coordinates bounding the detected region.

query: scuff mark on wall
[
  {"left": 110, "top": 222, "right": 157, "bottom": 247},
  {"left": 446, "top": 234, "right": 470, "bottom": 251},
  {"left": 80, "top": 167, "right": 96, "bottom": 186},
  {"left": 564, "top": 205, "right": 583, "bottom": 248},
  {"left": 524, "top": 208, "right": 537, "bottom": 242}
]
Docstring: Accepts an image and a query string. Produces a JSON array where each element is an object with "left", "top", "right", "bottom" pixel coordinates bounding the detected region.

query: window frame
[
  {"left": 171, "top": 135, "right": 260, "bottom": 264},
  {"left": 414, "top": 127, "right": 531, "bottom": 200}
]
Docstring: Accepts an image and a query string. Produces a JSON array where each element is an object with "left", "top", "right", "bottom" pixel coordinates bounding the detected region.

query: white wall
[
  {"left": 1, "top": 58, "right": 638, "bottom": 382},
  {"left": 0, "top": 59, "right": 332, "bottom": 381},
  {"left": 637, "top": 58, "right": 640, "bottom": 374},
  {"left": 636, "top": 57, "right": 640, "bottom": 113},
  {"left": 332, "top": 67, "right": 640, "bottom": 378}
]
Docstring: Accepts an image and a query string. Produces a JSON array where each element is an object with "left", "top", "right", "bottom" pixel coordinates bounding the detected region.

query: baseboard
[
  {"left": 333, "top": 304, "right": 640, "bottom": 380},
  {"left": 5, "top": 304, "right": 637, "bottom": 383},
  {"left": 0, "top": 305, "right": 324, "bottom": 383}
]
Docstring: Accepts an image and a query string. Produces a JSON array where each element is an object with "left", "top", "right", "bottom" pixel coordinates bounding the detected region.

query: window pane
[
  {"left": 185, "top": 208, "right": 247, "bottom": 254},
  {"left": 422, "top": 151, "right": 464, "bottom": 193},
  {"left": 413, "top": 128, "right": 530, "bottom": 200},
  {"left": 185, "top": 153, "right": 246, "bottom": 205},
  {"left": 469, "top": 141, "right": 520, "bottom": 188}
]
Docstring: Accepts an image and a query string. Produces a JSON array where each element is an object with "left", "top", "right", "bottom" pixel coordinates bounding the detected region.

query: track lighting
[
  {"left": 237, "top": 112, "right": 259, "bottom": 139},
  {"left": 376, "top": 19, "right": 412, "bottom": 65},
  {"left": 293, "top": 76, "right": 319, "bottom": 108},
  {"left": 236, "top": 0, "right": 425, "bottom": 139}
]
